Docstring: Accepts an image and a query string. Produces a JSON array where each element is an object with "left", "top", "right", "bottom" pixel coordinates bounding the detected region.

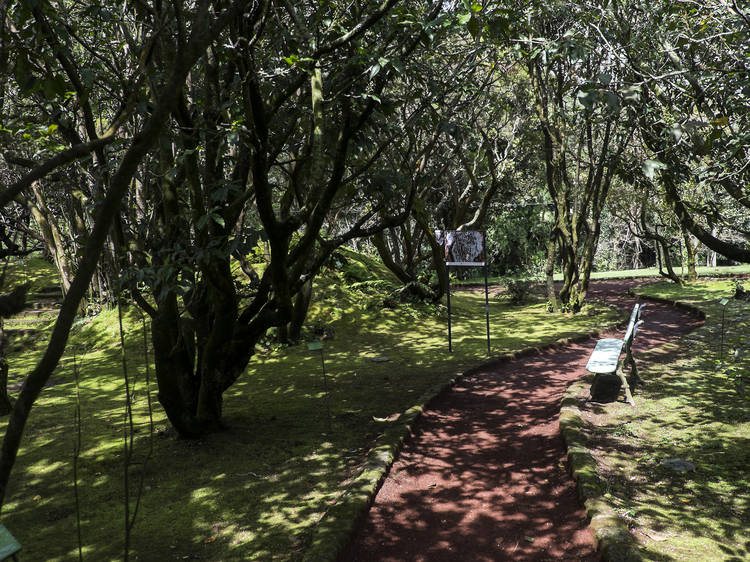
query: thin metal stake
[
  {"left": 720, "top": 298, "right": 729, "bottom": 362},
  {"left": 721, "top": 306, "right": 726, "bottom": 362},
  {"left": 446, "top": 266, "right": 453, "bottom": 353},
  {"left": 319, "top": 347, "right": 332, "bottom": 434},
  {"left": 484, "top": 262, "right": 490, "bottom": 356},
  {"left": 308, "top": 341, "right": 332, "bottom": 433}
]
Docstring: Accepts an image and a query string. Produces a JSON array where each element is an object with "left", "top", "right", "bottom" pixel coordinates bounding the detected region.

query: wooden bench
[
  {"left": 586, "top": 303, "right": 645, "bottom": 406},
  {"left": 0, "top": 523, "right": 20, "bottom": 561}
]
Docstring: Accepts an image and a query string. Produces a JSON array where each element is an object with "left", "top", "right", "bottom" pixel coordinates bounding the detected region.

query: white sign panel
[{"left": 435, "top": 230, "right": 485, "bottom": 266}]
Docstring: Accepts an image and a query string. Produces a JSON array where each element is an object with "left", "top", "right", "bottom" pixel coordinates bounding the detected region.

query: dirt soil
[{"left": 342, "top": 280, "right": 703, "bottom": 561}]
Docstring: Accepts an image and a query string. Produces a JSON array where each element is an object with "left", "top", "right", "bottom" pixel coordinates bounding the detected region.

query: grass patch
[
  {"left": 2, "top": 254, "right": 620, "bottom": 560},
  {"left": 458, "top": 263, "right": 750, "bottom": 285},
  {"left": 577, "top": 279, "right": 749, "bottom": 561}
]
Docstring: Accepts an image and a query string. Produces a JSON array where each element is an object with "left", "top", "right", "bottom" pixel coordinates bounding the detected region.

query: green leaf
[
  {"left": 621, "top": 85, "right": 641, "bottom": 104},
  {"left": 642, "top": 159, "right": 667, "bottom": 179},
  {"left": 714, "top": 116, "right": 729, "bottom": 127},
  {"left": 487, "top": 16, "right": 510, "bottom": 39},
  {"left": 15, "top": 55, "right": 37, "bottom": 94},
  {"left": 669, "top": 123, "right": 684, "bottom": 142},
  {"left": 577, "top": 89, "right": 598, "bottom": 110},
  {"left": 457, "top": 12, "right": 472, "bottom": 24},
  {"left": 41, "top": 75, "right": 67, "bottom": 99},
  {"left": 467, "top": 15, "right": 481, "bottom": 39},
  {"left": 604, "top": 91, "right": 621, "bottom": 114},
  {"left": 80, "top": 68, "right": 95, "bottom": 90}
]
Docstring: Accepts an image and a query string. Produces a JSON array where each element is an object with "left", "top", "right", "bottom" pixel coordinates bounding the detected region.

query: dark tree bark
[{"left": 0, "top": 283, "right": 30, "bottom": 415}]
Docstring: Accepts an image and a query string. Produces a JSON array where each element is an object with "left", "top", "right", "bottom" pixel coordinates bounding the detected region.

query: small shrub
[
  {"left": 733, "top": 279, "right": 750, "bottom": 301},
  {"left": 342, "top": 260, "right": 370, "bottom": 283},
  {"left": 502, "top": 277, "right": 534, "bottom": 305},
  {"left": 392, "top": 281, "right": 435, "bottom": 303}
]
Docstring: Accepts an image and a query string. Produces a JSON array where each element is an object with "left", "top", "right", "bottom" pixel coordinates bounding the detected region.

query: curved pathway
[{"left": 344, "top": 280, "right": 703, "bottom": 561}]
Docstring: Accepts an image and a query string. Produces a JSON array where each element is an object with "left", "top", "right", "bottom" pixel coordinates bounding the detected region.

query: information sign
[{"left": 435, "top": 230, "right": 486, "bottom": 266}]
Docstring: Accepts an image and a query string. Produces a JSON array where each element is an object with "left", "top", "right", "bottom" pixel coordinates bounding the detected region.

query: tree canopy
[{"left": 0, "top": 0, "right": 748, "bottom": 508}]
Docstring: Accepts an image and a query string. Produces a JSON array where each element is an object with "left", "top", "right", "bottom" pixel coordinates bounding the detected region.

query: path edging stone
[
  {"left": 559, "top": 291, "right": 706, "bottom": 562},
  {"left": 303, "top": 326, "right": 620, "bottom": 562}
]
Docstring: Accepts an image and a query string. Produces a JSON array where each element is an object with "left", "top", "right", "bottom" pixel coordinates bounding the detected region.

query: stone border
[
  {"left": 559, "top": 291, "right": 706, "bottom": 562},
  {"left": 559, "top": 387, "right": 644, "bottom": 562},
  {"left": 302, "top": 327, "right": 622, "bottom": 561}
]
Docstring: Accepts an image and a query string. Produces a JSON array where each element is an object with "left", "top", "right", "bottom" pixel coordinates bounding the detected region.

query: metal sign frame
[{"left": 436, "top": 230, "right": 490, "bottom": 355}]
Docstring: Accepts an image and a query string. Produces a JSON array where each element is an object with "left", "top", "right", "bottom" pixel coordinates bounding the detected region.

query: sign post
[
  {"left": 446, "top": 266, "right": 453, "bottom": 353},
  {"left": 484, "top": 234, "right": 490, "bottom": 356},
  {"left": 435, "top": 230, "right": 490, "bottom": 355}
]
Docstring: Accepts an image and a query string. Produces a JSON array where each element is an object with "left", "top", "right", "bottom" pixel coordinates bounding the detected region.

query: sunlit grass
[
  {"left": 573, "top": 279, "right": 750, "bottom": 561},
  {"left": 2, "top": 253, "right": 621, "bottom": 560},
  {"left": 459, "top": 263, "right": 750, "bottom": 285}
]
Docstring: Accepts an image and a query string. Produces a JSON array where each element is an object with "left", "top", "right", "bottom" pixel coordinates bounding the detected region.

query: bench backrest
[{"left": 623, "top": 303, "right": 644, "bottom": 346}]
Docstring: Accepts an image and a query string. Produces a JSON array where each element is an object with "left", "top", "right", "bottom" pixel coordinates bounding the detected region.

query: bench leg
[
  {"left": 617, "top": 363, "right": 636, "bottom": 407},
  {"left": 624, "top": 350, "right": 642, "bottom": 388}
]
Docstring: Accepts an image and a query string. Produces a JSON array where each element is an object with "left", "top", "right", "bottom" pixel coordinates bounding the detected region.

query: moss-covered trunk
[
  {"left": 545, "top": 236, "right": 557, "bottom": 312},
  {"left": 683, "top": 233, "right": 698, "bottom": 282}
]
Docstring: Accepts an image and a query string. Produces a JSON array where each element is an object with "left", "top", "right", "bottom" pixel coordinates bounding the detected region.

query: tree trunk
[
  {"left": 545, "top": 236, "right": 557, "bottom": 312},
  {"left": 577, "top": 221, "right": 602, "bottom": 309},
  {"left": 151, "top": 307, "right": 202, "bottom": 436},
  {"left": 656, "top": 241, "right": 663, "bottom": 273},
  {"left": 24, "top": 185, "right": 74, "bottom": 294},
  {"left": 0, "top": 321, "right": 12, "bottom": 416},
  {"left": 658, "top": 239, "right": 682, "bottom": 284},
  {"left": 287, "top": 278, "right": 313, "bottom": 343},
  {"left": 371, "top": 231, "right": 412, "bottom": 285},
  {"left": 557, "top": 237, "right": 578, "bottom": 307},
  {"left": 683, "top": 233, "right": 698, "bottom": 281}
]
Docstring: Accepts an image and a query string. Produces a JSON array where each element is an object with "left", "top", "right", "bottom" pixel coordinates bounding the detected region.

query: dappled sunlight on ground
[{"left": 346, "top": 280, "right": 710, "bottom": 561}]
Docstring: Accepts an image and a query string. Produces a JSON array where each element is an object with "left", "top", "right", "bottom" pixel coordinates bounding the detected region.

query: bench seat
[
  {"left": 586, "top": 338, "right": 625, "bottom": 373},
  {"left": 587, "top": 303, "right": 644, "bottom": 406}
]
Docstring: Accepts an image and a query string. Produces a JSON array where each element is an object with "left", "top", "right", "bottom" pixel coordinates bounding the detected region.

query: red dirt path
[{"left": 343, "top": 280, "right": 703, "bottom": 561}]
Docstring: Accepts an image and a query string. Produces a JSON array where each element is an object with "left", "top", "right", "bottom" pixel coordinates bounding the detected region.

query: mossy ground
[
  {"left": 576, "top": 279, "right": 749, "bottom": 561},
  {"left": 459, "top": 263, "right": 750, "bottom": 285},
  {"left": 1, "top": 254, "right": 619, "bottom": 560}
]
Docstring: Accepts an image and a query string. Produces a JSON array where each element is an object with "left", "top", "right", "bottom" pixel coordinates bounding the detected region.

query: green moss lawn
[
  {"left": 1, "top": 254, "right": 621, "bottom": 560},
  {"left": 459, "top": 263, "right": 750, "bottom": 285},
  {"left": 577, "top": 279, "right": 749, "bottom": 561}
]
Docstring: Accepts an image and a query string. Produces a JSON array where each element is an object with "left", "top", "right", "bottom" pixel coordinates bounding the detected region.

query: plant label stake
[
  {"left": 719, "top": 298, "right": 729, "bottom": 361},
  {"left": 308, "top": 340, "right": 332, "bottom": 433}
]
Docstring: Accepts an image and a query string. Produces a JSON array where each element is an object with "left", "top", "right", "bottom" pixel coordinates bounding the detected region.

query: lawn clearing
[
  {"left": 574, "top": 279, "right": 749, "bottom": 561},
  {"left": 457, "top": 263, "right": 750, "bottom": 286},
  {"left": 1, "top": 256, "right": 620, "bottom": 560}
]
